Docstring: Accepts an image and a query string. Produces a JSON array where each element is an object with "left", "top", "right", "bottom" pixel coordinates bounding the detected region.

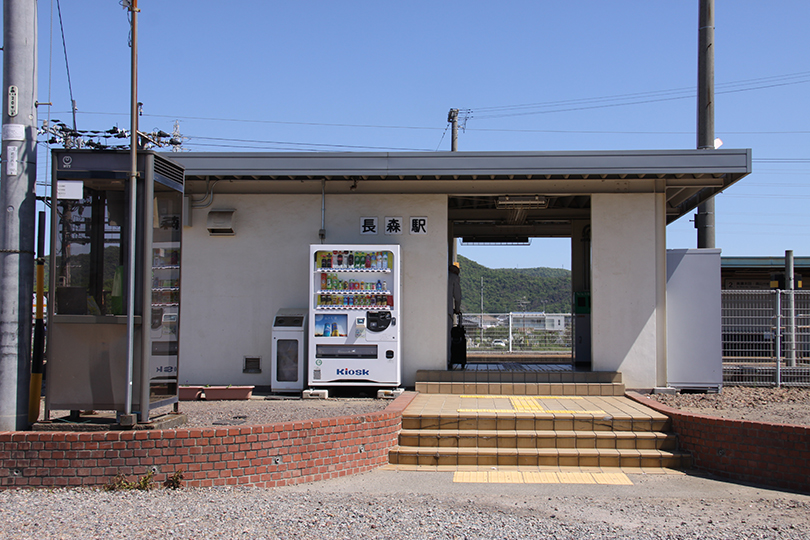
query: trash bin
[{"left": 271, "top": 308, "right": 307, "bottom": 392}]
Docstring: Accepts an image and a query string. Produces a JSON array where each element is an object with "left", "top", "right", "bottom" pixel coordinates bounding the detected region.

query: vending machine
[{"left": 308, "top": 244, "right": 401, "bottom": 387}]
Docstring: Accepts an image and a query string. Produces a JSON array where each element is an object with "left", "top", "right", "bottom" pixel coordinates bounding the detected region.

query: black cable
[
  {"left": 469, "top": 71, "right": 810, "bottom": 114},
  {"left": 188, "top": 135, "right": 433, "bottom": 152},
  {"left": 56, "top": 0, "right": 77, "bottom": 131}
]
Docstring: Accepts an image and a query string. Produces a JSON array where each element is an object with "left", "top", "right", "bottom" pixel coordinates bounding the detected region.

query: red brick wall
[
  {"left": 628, "top": 392, "right": 810, "bottom": 493},
  {"left": 0, "top": 392, "right": 416, "bottom": 489}
]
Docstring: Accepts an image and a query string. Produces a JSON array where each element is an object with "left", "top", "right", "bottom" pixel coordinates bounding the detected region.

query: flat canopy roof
[
  {"left": 170, "top": 149, "right": 751, "bottom": 238},
  {"left": 722, "top": 256, "right": 810, "bottom": 269}
]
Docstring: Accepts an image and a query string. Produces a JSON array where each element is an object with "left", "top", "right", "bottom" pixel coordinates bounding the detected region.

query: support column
[
  {"left": 591, "top": 193, "right": 666, "bottom": 388},
  {"left": 571, "top": 219, "right": 591, "bottom": 368}
]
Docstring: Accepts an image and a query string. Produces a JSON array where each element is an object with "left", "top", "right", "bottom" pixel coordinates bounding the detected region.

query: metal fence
[
  {"left": 464, "top": 294, "right": 810, "bottom": 386},
  {"left": 460, "top": 313, "right": 573, "bottom": 354},
  {"left": 722, "top": 290, "right": 810, "bottom": 387}
]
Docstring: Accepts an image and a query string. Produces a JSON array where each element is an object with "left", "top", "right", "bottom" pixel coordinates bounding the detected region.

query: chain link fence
[
  {"left": 464, "top": 294, "right": 809, "bottom": 386},
  {"left": 722, "top": 290, "right": 810, "bottom": 387},
  {"left": 460, "top": 313, "right": 572, "bottom": 354}
]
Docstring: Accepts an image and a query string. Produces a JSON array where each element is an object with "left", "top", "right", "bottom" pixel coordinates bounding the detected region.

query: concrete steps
[
  {"left": 414, "top": 369, "right": 626, "bottom": 396},
  {"left": 389, "top": 390, "right": 691, "bottom": 470}
]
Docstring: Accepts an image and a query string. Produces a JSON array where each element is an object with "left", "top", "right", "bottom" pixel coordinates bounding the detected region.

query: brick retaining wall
[
  {"left": 0, "top": 391, "right": 416, "bottom": 490},
  {"left": 628, "top": 391, "right": 809, "bottom": 493}
]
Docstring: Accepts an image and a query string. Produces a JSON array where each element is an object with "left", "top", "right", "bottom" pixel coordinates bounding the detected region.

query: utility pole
[
  {"left": 696, "top": 0, "right": 715, "bottom": 248},
  {"left": 124, "top": 0, "right": 139, "bottom": 423},
  {"left": 0, "top": 0, "right": 37, "bottom": 431},
  {"left": 448, "top": 109, "right": 459, "bottom": 152}
]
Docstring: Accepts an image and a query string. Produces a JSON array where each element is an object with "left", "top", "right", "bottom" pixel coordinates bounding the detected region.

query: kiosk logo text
[{"left": 336, "top": 368, "right": 370, "bottom": 376}]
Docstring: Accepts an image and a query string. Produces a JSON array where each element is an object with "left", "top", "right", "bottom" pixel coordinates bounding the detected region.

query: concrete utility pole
[
  {"left": 124, "top": 0, "right": 139, "bottom": 422},
  {"left": 448, "top": 109, "right": 459, "bottom": 152},
  {"left": 696, "top": 0, "right": 715, "bottom": 248},
  {"left": 0, "top": 0, "right": 37, "bottom": 431}
]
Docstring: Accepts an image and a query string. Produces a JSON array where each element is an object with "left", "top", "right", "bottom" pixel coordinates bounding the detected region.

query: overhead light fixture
[
  {"left": 496, "top": 195, "right": 548, "bottom": 209},
  {"left": 461, "top": 236, "right": 531, "bottom": 245}
]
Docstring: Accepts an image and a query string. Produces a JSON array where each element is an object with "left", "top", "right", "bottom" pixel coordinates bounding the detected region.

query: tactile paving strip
[
  {"left": 456, "top": 395, "right": 605, "bottom": 415},
  {"left": 453, "top": 470, "right": 633, "bottom": 485}
]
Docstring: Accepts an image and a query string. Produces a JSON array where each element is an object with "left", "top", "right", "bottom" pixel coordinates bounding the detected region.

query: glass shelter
[{"left": 47, "top": 150, "right": 184, "bottom": 424}]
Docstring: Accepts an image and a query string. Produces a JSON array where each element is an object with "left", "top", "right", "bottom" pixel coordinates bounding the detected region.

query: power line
[
  {"left": 468, "top": 71, "right": 810, "bottom": 120},
  {"left": 66, "top": 110, "right": 441, "bottom": 132},
  {"left": 44, "top": 109, "right": 810, "bottom": 139},
  {"left": 470, "top": 71, "right": 810, "bottom": 113},
  {"left": 465, "top": 127, "right": 810, "bottom": 135},
  {"left": 187, "top": 135, "right": 433, "bottom": 152},
  {"left": 56, "top": 0, "right": 77, "bottom": 130}
]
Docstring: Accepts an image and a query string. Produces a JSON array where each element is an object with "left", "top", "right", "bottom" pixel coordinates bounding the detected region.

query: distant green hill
[{"left": 456, "top": 255, "right": 571, "bottom": 313}]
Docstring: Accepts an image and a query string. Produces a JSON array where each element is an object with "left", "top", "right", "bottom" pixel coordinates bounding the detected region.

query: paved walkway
[{"left": 401, "top": 393, "right": 670, "bottom": 425}]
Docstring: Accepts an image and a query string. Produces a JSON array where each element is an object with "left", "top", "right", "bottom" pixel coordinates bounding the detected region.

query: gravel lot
[
  {"left": 646, "top": 386, "right": 810, "bottom": 426},
  {"left": 15, "top": 387, "right": 808, "bottom": 539},
  {"left": 170, "top": 396, "right": 392, "bottom": 428},
  {"left": 1, "top": 470, "right": 809, "bottom": 539}
]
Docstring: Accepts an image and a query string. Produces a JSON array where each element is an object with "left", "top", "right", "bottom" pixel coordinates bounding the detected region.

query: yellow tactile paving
[
  {"left": 489, "top": 470, "right": 525, "bottom": 483},
  {"left": 452, "top": 470, "right": 633, "bottom": 485},
  {"left": 557, "top": 471, "right": 596, "bottom": 484},
  {"left": 455, "top": 471, "right": 489, "bottom": 483},
  {"left": 455, "top": 395, "right": 605, "bottom": 415},
  {"left": 460, "top": 395, "right": 586, "bottom": 399},
  {"left": 404, "top": 394, "right": 667, "bottom": 423},
  {"left": 522, "top": 471, "right": 559, "bottom": 483},
  {"left": 594, "top": 472, "right": 634, "bottom": 485}
]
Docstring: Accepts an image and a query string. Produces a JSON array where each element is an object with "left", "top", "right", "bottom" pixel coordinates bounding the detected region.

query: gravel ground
[
  {"left": 646, "top": 386, "right": 810, "bottom": 426},
  {"left": 16, "top": 388, "right": 808, "bottom": 539},
  {"left": 1, "top": 472, "right": 809, "bottom": 539},
  {"left": 43, "top": 395, "right": 392, "bottom": 429},
  {"left": 168, "top": 396, "right": 391, "bottom": 428}
]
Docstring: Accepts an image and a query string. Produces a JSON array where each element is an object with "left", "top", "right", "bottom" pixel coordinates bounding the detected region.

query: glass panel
[
  {"left": 276, "top": 340, "right": 299, "bottom": 382},
  {"left": 54, "top": 178, "right": 130, "bottom": 316},
  {"left": 149, "top": 184, "right": 182, "bottom": 397}
]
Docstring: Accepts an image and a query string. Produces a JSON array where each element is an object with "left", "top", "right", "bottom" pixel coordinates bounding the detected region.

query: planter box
[
  {"left": 202, "top": 386, "right": 254, "bottom": 401},
  {"left": 179, "top": 386, "right": 204, "bottom": 401}
]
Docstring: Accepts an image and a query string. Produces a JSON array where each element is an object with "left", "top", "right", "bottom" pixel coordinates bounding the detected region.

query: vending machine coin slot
[{"left": 367, "top": 311, "right": 392, "bottom": 332}]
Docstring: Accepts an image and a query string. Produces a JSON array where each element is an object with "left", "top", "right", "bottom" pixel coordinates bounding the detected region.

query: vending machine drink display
[{"left": 308, "top": 244, "right": 401, "bottom": 387}]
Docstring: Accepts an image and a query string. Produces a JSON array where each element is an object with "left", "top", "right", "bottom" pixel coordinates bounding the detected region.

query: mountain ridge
[{"left": 456, "top": 254, "right": 572, "bottom": 313}]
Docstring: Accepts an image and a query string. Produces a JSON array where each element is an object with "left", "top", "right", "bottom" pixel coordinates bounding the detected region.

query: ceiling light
[{"left": 496, "top": 195, "right": 549, "bottom": 209}]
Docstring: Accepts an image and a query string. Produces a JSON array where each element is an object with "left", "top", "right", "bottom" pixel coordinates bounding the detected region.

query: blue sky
[{"left": 16, "top": 1, "right": 810, "bottom": 269}]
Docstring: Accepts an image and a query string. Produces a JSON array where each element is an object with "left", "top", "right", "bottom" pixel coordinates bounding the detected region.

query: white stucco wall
[
  {"left": 179, "top": 193, "right": 447, "bottom": 388},
  {"left": 591, "top": 193, "right": 666, "bottom": 389}
]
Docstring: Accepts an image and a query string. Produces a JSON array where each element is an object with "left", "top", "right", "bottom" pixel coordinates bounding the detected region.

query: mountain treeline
[{"left": 456, "top": 255, "right": 571, "bottom": 314}]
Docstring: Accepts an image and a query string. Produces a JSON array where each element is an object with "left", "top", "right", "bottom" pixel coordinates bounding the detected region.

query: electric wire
[
  {"left": 468, "top": 71, "right": 810, "bottom": 119},
  {"left": 187, "top": 135, "right": 434, "bottom": 152},
  {"left": 56, "top": 0, "right": 77, "bottom": 130}
]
